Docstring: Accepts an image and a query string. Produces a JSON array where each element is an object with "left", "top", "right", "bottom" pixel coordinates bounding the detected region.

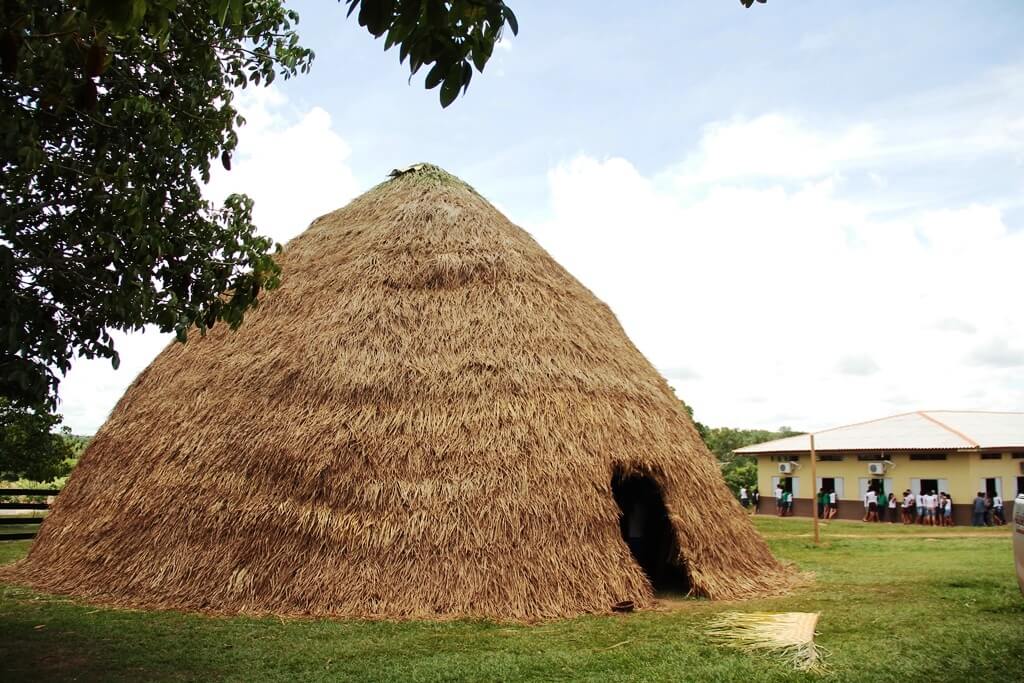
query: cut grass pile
[{"left": 1, "top": 516, "right": 1021, "bottom": 682}]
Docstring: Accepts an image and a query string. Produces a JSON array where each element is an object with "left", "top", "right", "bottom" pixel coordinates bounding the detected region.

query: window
[
  {"left": 857, "top": 454, "right": 886, "bottom": 462},
  {"left": 1011, "top": 453, "right": 1024, "bottom": 459},
  {"left": 980, "top": 453, "right": 1002, "bottom": 460},
  {"left": 859, "top": 477, "right": 893, "bottom": 499},
  {"left": 909, "top": 453, "right": 947, "bottom": 461},
  {"left": 817, "top": 477, "right": 843, "bottom": 497},
  {"left": 816, "top": 454, "right": 844, "bottom": 462},
  {"left": 770, "top": 455, "right": 799, "bottom": 462},
  {"left": 770, "top": 476, "right": 799, "bottom": 496}
]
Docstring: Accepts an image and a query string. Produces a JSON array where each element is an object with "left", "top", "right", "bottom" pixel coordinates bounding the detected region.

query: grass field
[{"left": 1, "top": 516, "right": 1021, "bottom": 682}]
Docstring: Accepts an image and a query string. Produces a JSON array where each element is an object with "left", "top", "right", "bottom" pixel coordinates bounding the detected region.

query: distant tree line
[
  {"left": 0, "top": 397, "right": 88, "bottom": 484},
  {"left": 682, "top": 401, "right": 802, "bottom": 496}
]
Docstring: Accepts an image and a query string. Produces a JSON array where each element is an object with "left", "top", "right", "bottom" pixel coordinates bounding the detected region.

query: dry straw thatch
[
  {"left": 3, "top": 164, "right": 794, "bottom": 620},
  {"left": 708, "top": 612, "right": 826, "bottom": 673}
]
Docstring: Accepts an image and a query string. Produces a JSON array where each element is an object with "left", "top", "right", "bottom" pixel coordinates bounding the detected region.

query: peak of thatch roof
[{"left": 3, "top": 168, "right": 794, "bottom": 620}]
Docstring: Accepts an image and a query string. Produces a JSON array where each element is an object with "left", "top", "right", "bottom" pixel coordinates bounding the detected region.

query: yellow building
[{"left": 737, "top": 411, "right": 1024, "bottom": 523}]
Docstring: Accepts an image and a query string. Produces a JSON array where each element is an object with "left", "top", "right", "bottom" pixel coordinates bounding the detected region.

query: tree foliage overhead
[
  {"left": 1, "top": 0, "right": 316, "bottom": 412},
  {"left": 344, "top": 0, "right": 518, "bottom": 107},
  {"left": 1, "top": 1, "right": 517, "bottom": 478},
  {"left": 1, "top": 1, "right": 518, "bottom": 420}
]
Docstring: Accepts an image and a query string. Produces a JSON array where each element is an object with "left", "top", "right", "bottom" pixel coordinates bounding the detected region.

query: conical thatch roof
[{"left": 4, "top": 165, "right": 793, "bottom": 620}]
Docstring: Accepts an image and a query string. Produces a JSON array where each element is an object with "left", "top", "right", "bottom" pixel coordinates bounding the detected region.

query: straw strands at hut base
[
  {"left": 708, "top": 612, "right": 827, "bottom": 673},
  {"left": 1, "top": 164, "right": 796, "bottom": 620}
]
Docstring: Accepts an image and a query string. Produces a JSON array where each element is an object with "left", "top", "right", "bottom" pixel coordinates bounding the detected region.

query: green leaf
[
  {"left": 424, "top": 62, "right": 445, "bottom": 90},
  {"left": 211, "top": 0, "right": 231, "bottom": 26},
  {"left": 439, "top": 62, "right": 463, "bottom": 107},
  {"left": 501, "top": 5, "right": 519, "bottom": 35}
]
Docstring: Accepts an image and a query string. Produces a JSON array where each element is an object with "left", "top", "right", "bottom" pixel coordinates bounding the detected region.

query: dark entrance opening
[
  {"left": 919, "top": 479, "right": 938, "bottom": 496},
  {"left": 611, "top": 471, "right": 690, "bottom": 595}
]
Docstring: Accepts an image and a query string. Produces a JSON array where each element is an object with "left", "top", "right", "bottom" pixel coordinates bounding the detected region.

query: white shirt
[
  {"left": 866, "top": 491, "right": 878, "bottom": 505},
  {"left": 829, "top": 492, "right": 836, "bottom": 504},
  {"left": 775, "top": 487, "right": 783, "bottom": 499},
  {"left": 740, "top": 487, "right": 748, "bottom": 499},
  {"left": 994, "top": 495, "right": 1003, "bottom": 507},
  {"left": 904, "top": 493, "right": 914, "bottom": 507},
  {"left": 926, "top": 494, "right": 937, "bottom": 509}
]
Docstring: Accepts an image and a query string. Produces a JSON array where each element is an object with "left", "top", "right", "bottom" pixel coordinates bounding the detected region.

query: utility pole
[{"left": 810, "top": 432, "right": 819, "bottom": 545}]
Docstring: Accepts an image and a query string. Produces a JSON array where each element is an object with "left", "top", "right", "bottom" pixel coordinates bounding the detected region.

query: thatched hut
[{"left": 4, "top": 165, "right": 792, "bottom": 619}]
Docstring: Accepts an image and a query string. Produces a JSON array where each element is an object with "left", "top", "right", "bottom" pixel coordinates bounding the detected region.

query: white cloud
[
  {"left": 933, "top": 317, "right": 977, "bottom": 334},
  {"left": 660, "top": 366, "right": 702, "bottom": 381},
  {"left": 205, "top": 87, "right": 361, "bottom": 245},
  {"left": 529, "top": 111, "right": 1024, "bottom": 431},
  {"left": 670, "top": 114, "right": 880, "bottom": 184},
  {"left": 58, "top": 87, "right": 359, "bottom": 434},
  {"left": 969, "top": 338, "right": 1024, "bottom": 368},
  {"left": 837, "top": 355, "right": 880, "bottom": 377}
]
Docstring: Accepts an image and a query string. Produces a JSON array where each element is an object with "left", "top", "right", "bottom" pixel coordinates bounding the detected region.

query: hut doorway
[{"left": 611, "top": 470, "right": 691, "bottom": 595}]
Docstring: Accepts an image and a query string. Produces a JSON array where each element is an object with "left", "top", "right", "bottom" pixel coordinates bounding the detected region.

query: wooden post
[{"left": 810, "top": 432, "right": 819, "bottom": 545}]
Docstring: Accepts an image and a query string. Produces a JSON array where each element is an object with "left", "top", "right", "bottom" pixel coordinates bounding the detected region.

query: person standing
[
  {"left": 828, "top": 489, "right": 838, "bottom": 519},
  {"left": 740, "top": 486, "right": 750, "bottom": 510},
  {"left": 752, "top": 487, "right": 760, "bottom": 514},
  {"left": 972, "top": 492, "right": 987, "bottom": 527},
  {"left": 992, "top": 493, "right": 1005, "bottom": 526},
  {"left": 916, "top": 491, "right": 926, "bottom": 525},
  {"left": 865, "top": 488, "right": 879, "bottom": 522},
  {"left": 888, "top": 491, "right": 898, "bottom": 523},
  {"left": 878, "top": 491, "right": 888, "bottom": 522},
  {"left": 926, "top": 490, "right": 939, "bottom": 527},
  {"left": 816, "top": 487, "right": 826, "bottom": 520},
  {"left": 775, "top": 483, "right": 784, "bottom": 516},
  {"left": 902, "top": 490, "right": 914, "bottom": 524}
]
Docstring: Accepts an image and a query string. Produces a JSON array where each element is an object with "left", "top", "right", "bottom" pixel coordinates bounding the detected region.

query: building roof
[{"left": 734, "top": 411, "right": 1024, "bottom": 454}]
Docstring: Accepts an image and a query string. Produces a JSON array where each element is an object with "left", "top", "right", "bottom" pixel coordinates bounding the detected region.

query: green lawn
[{"left": 1, "top": 516, "right": 1021, "bottom": 682}]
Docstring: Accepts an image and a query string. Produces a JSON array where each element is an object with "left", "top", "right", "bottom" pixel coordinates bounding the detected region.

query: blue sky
[
  {"left": 58, "top": 0, "right": 1024, "bottom": 434},
  {"left": 283, "top": 0, "right": 1024, "bottom": 219}
]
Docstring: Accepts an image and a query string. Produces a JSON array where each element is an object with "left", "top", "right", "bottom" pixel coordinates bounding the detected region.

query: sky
[{"left": 58, "top": 0, "right": 1024, "bottom": 435}]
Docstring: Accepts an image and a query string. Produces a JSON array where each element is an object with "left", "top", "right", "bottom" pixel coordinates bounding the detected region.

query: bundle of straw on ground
[
  {"left": 2, "top": 164, "right": 795, "bottom": 620},
  {"left": 708, "top": 612, "right": 826, "bottom": 673}
]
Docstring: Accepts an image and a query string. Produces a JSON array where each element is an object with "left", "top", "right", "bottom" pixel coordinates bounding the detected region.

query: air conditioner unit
[
  {"left": 778, "top": 462, "right": 795, "bottom": 474},
  {"left": 868, "top": 462, "right": 886, "bottom": 475}
]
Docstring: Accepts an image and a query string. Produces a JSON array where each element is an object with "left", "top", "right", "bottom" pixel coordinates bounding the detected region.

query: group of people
[
  {"left": 857, "top": 488, "right": 1007, "bottom": 526},
  {"left": 738, "top": 486, "right": 761, "bottom": 513},
  {"left": 864, "top": 489, "right": 953, "bottom": 525},
  {"left": 971, "top": 491, "right": 1006, "bottom": 527},
  {"left": 738, "top": 483, "right": 1010, "bottom": 527}
]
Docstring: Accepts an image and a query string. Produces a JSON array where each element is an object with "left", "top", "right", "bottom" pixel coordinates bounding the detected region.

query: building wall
[{"left": 755, "top": 450, "right": 1024, "bottom": 508}]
